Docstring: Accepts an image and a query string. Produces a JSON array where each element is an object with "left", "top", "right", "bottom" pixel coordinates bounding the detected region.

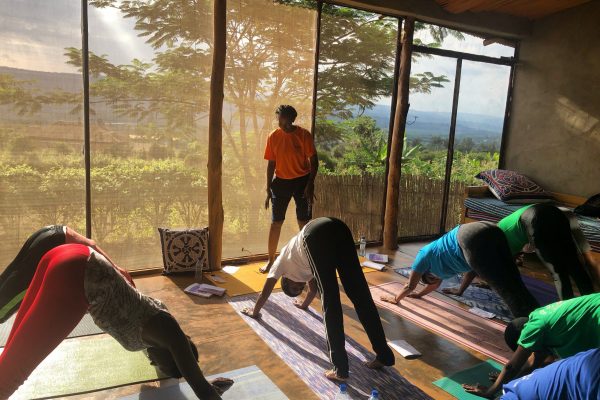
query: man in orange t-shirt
[{"left": 260, "top": 105, "right": 319, "bottom": 273}]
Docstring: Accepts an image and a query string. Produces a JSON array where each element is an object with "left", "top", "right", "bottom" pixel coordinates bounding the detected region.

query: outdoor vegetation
[{"left": 0, "top": 0, "right": 505, "bottom": 269}]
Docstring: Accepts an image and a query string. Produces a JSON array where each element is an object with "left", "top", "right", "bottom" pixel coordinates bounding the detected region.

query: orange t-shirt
[{"left": 264, "top": 126, "right": 317, "bottom": 180}]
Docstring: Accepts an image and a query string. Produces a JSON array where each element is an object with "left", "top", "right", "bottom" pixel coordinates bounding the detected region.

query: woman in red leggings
[{"left": 0, "top": 244, "right": 232, "bottom": 399}]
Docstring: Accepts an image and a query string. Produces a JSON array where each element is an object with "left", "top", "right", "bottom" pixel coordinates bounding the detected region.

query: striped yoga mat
[
  {"left": 229, "top": 292, "right": 432, "bottom": 400},
  {"left": 371, "top": 282, "right": 512, "bottom": 364}
]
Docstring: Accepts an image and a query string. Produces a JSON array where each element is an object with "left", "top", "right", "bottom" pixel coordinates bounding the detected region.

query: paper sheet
[
  {"left": 223, "top": 265, "right": 240, "bottom": 274},
  {"left": 361, "top": 260, "right": 386, "bottom": 271},
  {"left": 388, "top": 339, "right": 421, "bottom": 359}
]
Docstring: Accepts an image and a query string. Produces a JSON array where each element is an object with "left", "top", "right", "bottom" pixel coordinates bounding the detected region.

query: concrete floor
[{"left": 58, "top": 242, "right": 523, "bottom": 400}]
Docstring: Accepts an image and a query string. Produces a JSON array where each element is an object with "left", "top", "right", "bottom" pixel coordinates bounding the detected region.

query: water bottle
[
  {"left": 334, "top": 383, "right": 352, "bottom": 399},
  {"left": 368, "top": 389, "right": 380, "bottom": 399},
  {"left": 359, "top": 235, "right": 367, "bottom": 257}
]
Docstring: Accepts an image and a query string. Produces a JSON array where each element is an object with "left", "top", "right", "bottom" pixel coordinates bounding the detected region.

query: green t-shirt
[
  {"left": 518, "top": 293, "right": 600, "bottom": 359},
  {"left": 497, "top": 205, "right": 533, "bottom": 255}
]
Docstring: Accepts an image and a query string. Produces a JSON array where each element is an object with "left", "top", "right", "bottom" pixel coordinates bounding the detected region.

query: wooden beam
[
  {"left": 383, "top": 17, "right": 415, "bottom": 250},
  {"left": 208, "top": 0, "right": 226, "bottom": 271}
]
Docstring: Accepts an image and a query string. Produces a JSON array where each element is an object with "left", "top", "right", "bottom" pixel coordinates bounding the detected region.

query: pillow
[
  {"left": 158, "top": 227, "right": 209, "bottom": 274},
  {"left": 475, "top": 169, "right": 553, "bottom": 204}
]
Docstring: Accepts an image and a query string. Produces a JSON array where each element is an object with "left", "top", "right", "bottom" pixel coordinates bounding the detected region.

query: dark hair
[
  {"left": 146, "top": 336, "right": 199, "bottom": 378},
  {"left": 504, "top": 317, "right": 529, "bottom": 351},
  {"left": 276, "top": 105, "right": 298, "bottom": 121},
  {"left": 281, "top": 277, "right": 305, "bottom": 297}
]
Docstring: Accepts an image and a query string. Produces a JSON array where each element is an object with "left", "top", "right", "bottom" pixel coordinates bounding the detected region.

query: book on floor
[
  {"left": 367, "top": 253, "right": 389, "bottom": 263},
  {"left": 184, "top": 283, "right": 213, "bottom": 298},
  {"left": 388, "top": 339, "right": 422, "bottom": 359}
]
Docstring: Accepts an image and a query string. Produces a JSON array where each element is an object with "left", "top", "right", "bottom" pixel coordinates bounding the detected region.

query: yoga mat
[
  {"left": 433, "top": 360, "right": 503, "bottom": 400},
  {"left": 207, "top": 257, "right": 378, "bottom": 297},
  {"left": 119, "top": 365, "right": 288, "bottom": 400},
  {"left": 229, "top": 292, "right": 431, "bottom": 400},
  {"left": 7, "top": 334, "right": 164, "bottom": 400},
  {"left": 371, "top": 282, "right": 512, "bottom": 364},
  {"left": 395, "top": 268, "right": 514, "bottom": 322},
  {"left": 0, "top": 313, "right": 103, "bottom": 347},
  {"left": 520, "top": 274, "right": 559, "bottom": 305}
]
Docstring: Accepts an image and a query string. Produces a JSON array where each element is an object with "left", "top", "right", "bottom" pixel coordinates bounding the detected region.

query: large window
[
  {"left": 221, "top": 0, "right": 318, "bottom": 258},
  {"left": 398, "top": 22, "right": 515, "bottom": 238},
  {"left": 88, "top": 0, "right": 212, "bottom": 269},
  {"left": 0, "top": 0, "right": 85, "bottom": 270},
  {"left": 0, "top": 3, "right": 517, "bottom": 272},
  {"left": 314, "top": 5, "right": 398, "bottom": 241}
]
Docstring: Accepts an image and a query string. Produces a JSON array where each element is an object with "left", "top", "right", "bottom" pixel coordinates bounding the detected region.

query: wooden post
[
  {"left": 208, "top": 0, "right": 226, "bottom": 270},
  {"left": 383, "top": 17, "right": 414, "bottom": 250}
]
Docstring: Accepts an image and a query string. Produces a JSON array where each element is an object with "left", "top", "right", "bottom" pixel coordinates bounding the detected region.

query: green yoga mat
[
  {"left": 0, "top": 313, "right": 103, "bottom": 347},
  {"left": 433, "top": 359, "right": 503, "bottom": 400},
  {"left": 7, "top": 334, "right": 165, "bottom": 400}
]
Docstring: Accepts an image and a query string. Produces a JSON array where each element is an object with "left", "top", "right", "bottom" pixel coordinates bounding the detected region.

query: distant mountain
[{"left": 362, "top": 103, "right": 504, "bottom": 139}]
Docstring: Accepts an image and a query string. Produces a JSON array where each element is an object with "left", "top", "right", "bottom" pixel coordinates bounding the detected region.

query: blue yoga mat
[{"left": 119, "top": 365, "right": 287, "bottom": 400}]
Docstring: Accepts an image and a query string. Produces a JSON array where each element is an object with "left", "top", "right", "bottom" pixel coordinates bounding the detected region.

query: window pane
[
  {"left": 0, "top": 0, "right": 85, "bottom": 270},
  {"left": 414, "top": 22, "right": 515, "bottom": 58},
  {"left": 399, "top": 54, "right": 456, "bottom": 238},
  {"left": 314, "top": 5, "right": 398, "bottom": 241},
  {"left": 445, "top": 61, "right": 510, "bottom": 230},
  {"left": 88, "top": 1, "right": 212, "bottom": 270},
  {"left": 221, "top": 0, "right": 318, "bottom": 258}
]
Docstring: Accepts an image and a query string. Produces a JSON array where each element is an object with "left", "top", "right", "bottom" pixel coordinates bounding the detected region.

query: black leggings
[
  {"left": 0, "top": 225, "right": 66, "bottom": 323},
  {"left": 521, "top": 204, "right": 593, "bottom": 300},
  {"left": 457, "top": 222, "right": 539, "bottom": 318},
  {"left": 303, "top": 217, "right": 394, "bottom": 377}
]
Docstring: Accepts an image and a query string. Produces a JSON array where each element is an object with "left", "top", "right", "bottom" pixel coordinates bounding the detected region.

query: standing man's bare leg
[{"left": 260, "top": 221, "right": 284, "bottom": 273}]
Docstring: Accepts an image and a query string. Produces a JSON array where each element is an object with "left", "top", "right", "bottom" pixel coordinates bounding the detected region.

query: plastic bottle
[
  {"left": 359, "top": 235, "right": 367, "bottom": 257},
  {"left": 334, "top": 383, "right": 352, "bottom": 399},
  {"left": 368, "top": 389, "right": 380, "bottom": 400}
]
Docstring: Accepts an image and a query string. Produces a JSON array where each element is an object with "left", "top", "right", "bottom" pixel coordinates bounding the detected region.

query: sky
[{"left": 0, "top": 1, "right": 513, "bottom": 118}]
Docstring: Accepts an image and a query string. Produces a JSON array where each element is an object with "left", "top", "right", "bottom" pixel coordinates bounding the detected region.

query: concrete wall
[{"left": 504, "top": 1, "right": 600, "bottom": 198}]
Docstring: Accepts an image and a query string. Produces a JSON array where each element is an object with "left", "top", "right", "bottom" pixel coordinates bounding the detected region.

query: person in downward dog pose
[
  {"left": 0, "top": 244, "right": 232, "bottom": 399},
  {"left": 380, "top": 221, "right": 539, "bottom": 318},
  {"left": 0, "top": 225, "right": 134, "bottom": 323},
  {"left": 243, "top": 217, "right": 395, "bottom": 383}
]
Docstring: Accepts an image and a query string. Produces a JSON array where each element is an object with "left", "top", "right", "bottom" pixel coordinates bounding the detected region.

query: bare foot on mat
[
  {"left": 324, "top": 369, "right": 347, "bottom": 383},
  {"left": 211, "top": 377, "right": 234, "bottom": 395}
]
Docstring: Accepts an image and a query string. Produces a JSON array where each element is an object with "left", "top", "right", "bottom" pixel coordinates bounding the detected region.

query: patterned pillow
[
  {"left": 158, "top": 227, "right": 209, "bottom": 274},
  {"left": 475, "top": 169, "right": 553, "bottom": 203}
]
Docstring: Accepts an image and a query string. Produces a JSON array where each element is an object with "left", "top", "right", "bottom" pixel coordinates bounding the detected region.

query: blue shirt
[
  {"left": 501, "top": 348, "right": 600, "bottom": 400},
  {"left": 411, "top": 226, "right": 470, "bottom": 279}
]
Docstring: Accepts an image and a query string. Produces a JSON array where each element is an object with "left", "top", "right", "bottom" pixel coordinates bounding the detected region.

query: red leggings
[{"left": 0, "top": 244, "right": 90, "bottom": 398}]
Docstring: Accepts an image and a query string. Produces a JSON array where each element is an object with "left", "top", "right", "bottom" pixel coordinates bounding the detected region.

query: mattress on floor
[{"left": 464, "top": 198, "right": 600, "bottom": 252}]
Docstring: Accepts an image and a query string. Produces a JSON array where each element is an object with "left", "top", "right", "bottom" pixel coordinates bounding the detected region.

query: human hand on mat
[
  {"left": 488, "top": 371, "right": 500, "bottom": 382},
  {"left": 241, "top": 307, "right": 260, "bottom": 319},
  {"left": 380, "top": 295, "right": 399, "bottom": 304},
  {"left": 462, "top": 383, "right": 492, "bottom": 398},
  {"left": 210, "top": 377, "right": 234, "bottom": 395}
]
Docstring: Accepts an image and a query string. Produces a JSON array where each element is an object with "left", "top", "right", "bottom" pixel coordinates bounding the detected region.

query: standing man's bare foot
[
  {"left": 364, "top": 358, "right": 386, "bottom": 369},
  {"left": 324, "top": 369, "right": 347, "bottom": 383},
  {"left": 259, "top": 262, "right": 272, "bottom": 274}
]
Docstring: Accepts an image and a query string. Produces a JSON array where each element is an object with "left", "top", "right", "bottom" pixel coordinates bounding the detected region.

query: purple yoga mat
[
  {"left": 521, "top": 275, "right": 559, "bottom": 305},
  {"left": 229, "top": 293, "right": 432, "bottom": 400}
]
